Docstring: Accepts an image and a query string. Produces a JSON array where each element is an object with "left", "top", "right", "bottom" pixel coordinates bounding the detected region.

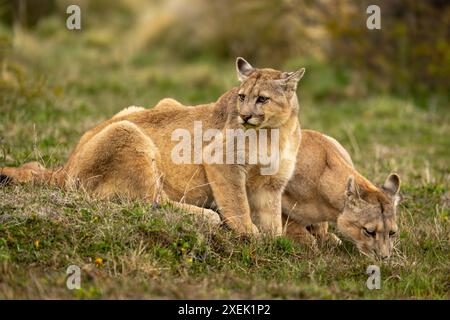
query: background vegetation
[{"left": 0, "top": 0, "right": 448, "bottom": 299}]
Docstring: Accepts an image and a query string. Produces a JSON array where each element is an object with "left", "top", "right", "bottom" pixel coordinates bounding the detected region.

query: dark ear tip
[
  {"left": 0, "top": 173, "right": 12, "bottom": 186},
  {"left": 383, "top": 173, "right": 401, "bottom": 195},
  {"left": 236, "top": 57, "right": 245, "bottom": 65},
  {"left": 389, "top": 173, "right": 401, "bottom": 184}
]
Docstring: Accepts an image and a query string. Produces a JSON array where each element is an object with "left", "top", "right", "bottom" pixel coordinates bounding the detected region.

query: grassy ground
[{"left": 0, "top": 15, "right": 449, "bottom": 299}]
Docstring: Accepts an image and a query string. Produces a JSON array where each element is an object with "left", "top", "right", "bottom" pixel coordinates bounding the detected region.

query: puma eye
[
  {"left": 238, "top": 94, "right": 245, "bottom": 102},
  {"left": 363, "top": 227, "right": 376, "bottom": 237},
  {"left": 389, "top": 230, "right": 397, "bottom": 237},
  {"left": 256, "top": 96, "right": 269, "bottom": 104}
]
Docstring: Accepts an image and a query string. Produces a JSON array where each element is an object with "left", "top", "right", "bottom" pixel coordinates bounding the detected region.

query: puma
[
  {"left": 0, "top": 58, "right": 305, "bottom": 237},
  {"left": 283, "top": 130, "right": 401, "bottom": 259}
]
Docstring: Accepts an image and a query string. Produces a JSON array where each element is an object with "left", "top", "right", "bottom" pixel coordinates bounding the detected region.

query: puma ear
[
  {"left": 383, "top": 173, "right": 400, "bottom": 195},
  {"left": 345, "top": 175, "right": 360, "bottom": 199},
  {"left": 236, "top": 57, "right": 254, "bottom": 82},
  {"left": 383, "top": 173, "right": 401, "bottom": 205},
  {"left": 278, "top": 68, "right": 305, "bottom": 91}
]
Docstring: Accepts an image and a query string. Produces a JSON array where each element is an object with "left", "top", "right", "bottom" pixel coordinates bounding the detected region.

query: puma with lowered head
[{"left": 283, "top": 130, "right": 401, "bottom": 259}]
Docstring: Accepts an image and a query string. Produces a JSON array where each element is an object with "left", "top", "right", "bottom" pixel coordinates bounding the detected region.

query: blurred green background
[
  {"left": 0, "top": 0, "right": 449, "bottom": 299},
  {"left": 2, "top": 0, "right": 449, "bottom": 99}
]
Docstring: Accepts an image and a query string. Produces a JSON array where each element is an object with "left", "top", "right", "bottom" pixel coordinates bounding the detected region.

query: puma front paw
[{"left": 202, "top": 209, "right": 222, "bottom": 226}]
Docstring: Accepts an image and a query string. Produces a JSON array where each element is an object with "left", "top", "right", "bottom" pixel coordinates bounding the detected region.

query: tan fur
[
  {"left": 0, "top": 58, "right": 304, "bottom": 236},
  {"left": 154, "top": 98, "right": 183, "bottom": 110},
  {"left": 324, "top": 134, "right": 353, "bottom": 167},
  {"left": 283, "top": 130, "right": 401, "bottom": 259},
  {"left": 111, "top": 106, "right": 146, "bottom": 119}
]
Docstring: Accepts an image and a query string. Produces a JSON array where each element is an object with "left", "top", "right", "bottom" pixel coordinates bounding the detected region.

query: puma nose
[{"left": 240, "top": 114, "right": 252, "bottom": 122}]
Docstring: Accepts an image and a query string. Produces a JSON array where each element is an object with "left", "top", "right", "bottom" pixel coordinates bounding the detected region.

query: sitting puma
[
  {"left": 0, "top": 58, "right": 305, "bottom": 236},
  {"left": 283, "top": 130, "right": 401, "bottom": 259}
]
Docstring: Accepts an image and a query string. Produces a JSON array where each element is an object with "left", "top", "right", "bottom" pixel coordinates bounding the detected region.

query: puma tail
[{"left": 0, "top": 161, "right": 63, "bottom": 187}]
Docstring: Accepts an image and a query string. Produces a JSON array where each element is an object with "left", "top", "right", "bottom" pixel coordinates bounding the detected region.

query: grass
[{"left": 0, "top": 12, "right": 449, "bottom": 299}]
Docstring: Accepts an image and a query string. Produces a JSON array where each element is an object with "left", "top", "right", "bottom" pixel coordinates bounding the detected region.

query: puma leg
[
  {"left": 248, "top": 186, "right": 283, "bottom": 236},
  {"left": 282, "top": 215, "right": 317, "bottom": 245},
  {"left": 307, "top": 222, "right": 342, "bottom": 246},
  {"left": 203, "top": 163, "right": 258, "bottom": 235}
]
